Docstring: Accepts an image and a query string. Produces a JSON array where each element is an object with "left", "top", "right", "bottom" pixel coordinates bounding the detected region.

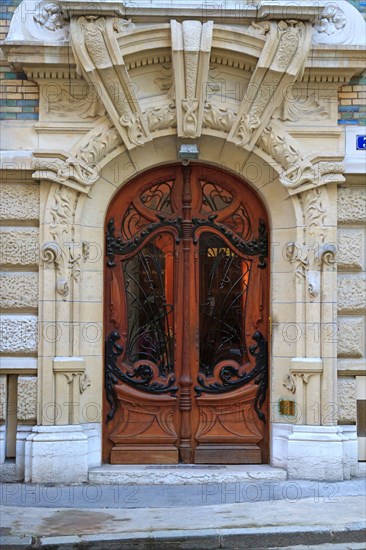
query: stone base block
[
  {"left": 16, "top": 425, "right": 33, "bottom": 481},
  {"left": 81, "top": 422, "right": 101, "bottom": 468},
  {"left": 89, "top": 464, "right": 287, "bottom": 485},
  {"left": 0, "top": 424, "right": 6, "bottom": 464},
  {"left": 24, "top": 425, "right": 88, "bottom": 483},
  {"left": 340, "top": 425, "right": 358, "bottom": 479},
  {"left": 271, "top": 423, "right": 358, "bottom": 481}
]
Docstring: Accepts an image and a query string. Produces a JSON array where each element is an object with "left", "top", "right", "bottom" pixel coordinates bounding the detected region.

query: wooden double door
[{"left": 103, "top": 164, "right": 269, "bottom": 464}]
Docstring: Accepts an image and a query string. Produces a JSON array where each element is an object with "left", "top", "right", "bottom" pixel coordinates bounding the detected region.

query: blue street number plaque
[{"left": 356, "top": 135, "right": 366, "bottom": 150}]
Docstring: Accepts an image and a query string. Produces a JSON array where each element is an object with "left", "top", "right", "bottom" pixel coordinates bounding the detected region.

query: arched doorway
[{"left": 103, "top": 164, "right": 270, "bottom": 464}]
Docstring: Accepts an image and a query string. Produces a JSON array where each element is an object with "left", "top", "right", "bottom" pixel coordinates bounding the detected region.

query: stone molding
[
  {"left": 286, "top": 186, "right": 337, "bottom": 299},
  {"left": 284, "top": 358, "right": 324, "bottom": 424},
  {"left": 32, "top": 120, "right": 122, "bottom": 194},
  {"left": 271, "top": 423, "right": 358, "bottom": 481},
  {"left": 53, "top": 357, "right": 91, "bottom": 424},
  {"left": 5, "top": 1, "right": 366, "bottom": 47},
  {"left": 40, "top": 184, "right": 82, "bottom": 301}
]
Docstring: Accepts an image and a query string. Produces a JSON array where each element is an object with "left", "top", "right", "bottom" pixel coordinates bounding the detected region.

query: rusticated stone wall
[
  {"left": 337, "top": 183, "right": 366, "bottom": 423},
  {"left": 0, "top": 172, "right": 39, "bottom": 437},
  {"left": 17, "top": 376, "right": 37, "bottom": 422}
]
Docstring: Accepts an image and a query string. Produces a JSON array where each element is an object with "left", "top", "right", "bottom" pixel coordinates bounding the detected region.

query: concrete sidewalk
[{"left": 1, "top": 478, "right": 366, "bottom": 548}]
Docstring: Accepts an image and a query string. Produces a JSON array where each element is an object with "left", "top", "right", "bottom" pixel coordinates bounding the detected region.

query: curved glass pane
[
  {"left": 199, "top": 232, "right": 250, "bottom": 376},
  {"left": 122, "top": 233, "right": 174, "bottom": 377}
]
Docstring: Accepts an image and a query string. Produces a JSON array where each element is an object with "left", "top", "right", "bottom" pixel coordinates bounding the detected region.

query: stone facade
[
  {"left": 0, "top": 166, "right": 39, "bottom": 475},
  {"left": 337, "top": 229, "right": 364, "bottom": 270},
  {"left": 0, "top": 0, "right": 365, "bottom": 482},
  {"left": 0, "top": 273, "right": 38, "bottom": 309},
  {"left": 337, "top": 186, "right": 366, "bottom": 224},
  {"left": 0, "top": 315, "right": 38, "bottom": 354},
  {"left": 337, "top": 377, "right": 357, "bottom": 424},
  {"left": 0, "top": 228, "right": 39, "bottom": 266},
  {"left": 337, "top": 275, "right": 366, "bottom": 313},
  {"left": 337, "top": 318, "right": 364, "bottom": 358},
  {"left": 0, "top": 182, "right": 39, "bottom": 220},
  {"left": 336, "top": 179, "right": 365, "bottom": 465},
  {"left": 0, "top": 375, "right": 6, "bottom": 423},
  {"left": 17, "top": 376, "right": 37, "bottom": 422}
]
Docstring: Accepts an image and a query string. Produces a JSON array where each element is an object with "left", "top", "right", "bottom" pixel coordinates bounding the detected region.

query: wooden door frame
[{"left": 103, "top": 162, "right": 270, "bottom": 464}]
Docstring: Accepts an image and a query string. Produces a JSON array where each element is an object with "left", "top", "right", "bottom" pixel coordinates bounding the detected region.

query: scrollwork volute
[
  {"left": 286, "top": 187, "right": 336, "bottom": 301},
  {"left": 33, "top": 122, "right": 122, "bottom": 192},
  {"left": 41, "top": 186, "right": 81, "bottom": 300}
]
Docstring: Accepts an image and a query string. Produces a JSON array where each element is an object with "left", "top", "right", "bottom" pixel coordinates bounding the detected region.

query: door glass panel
[
  {"left": 201, "top": 181, "right": 234, "bottom": 213},
  {"left": 140, "top": 180, "right": 174, "bottom": 214},
  {"left": 199, "top": 232, "right": 250, "bottom": 376},
  {"left": 122, "top": 233, "right": 174, "bottom": 377}
]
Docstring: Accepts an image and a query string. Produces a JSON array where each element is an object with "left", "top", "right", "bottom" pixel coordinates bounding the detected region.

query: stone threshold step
[
  {"left": 89, "top": 464, "right": 287, "bottom": 485},
  {"left": 2, "top": 527, "right": 365, "bottom": 550}
]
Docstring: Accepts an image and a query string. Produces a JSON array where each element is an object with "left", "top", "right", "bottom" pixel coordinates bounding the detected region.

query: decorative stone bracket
[
  {"left": 70, "top": 15, "right": 151, "bottom": 149},
  {"left": 255, "top": 122, "right": 345, "bottom": 194},
  {"left": 33, "top": 152, "right": 99, "bottom": 193},
  {"left": 227, "top": 20, "right": 312, "bottom": 150},
  {"left": 284, "top": 358, "right": 324, "bottom": 424},
  {"left": 53, "top": 357, "right": 90, "bottom": 424},
  {"left": 171, "top": 20, "right": 213, "bottom": 138},
  {"left": 32, "top": 120, "right": 122, "bottom": 194}
]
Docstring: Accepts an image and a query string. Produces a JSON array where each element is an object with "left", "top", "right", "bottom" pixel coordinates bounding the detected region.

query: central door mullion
[{"left": 178, "top": 164, "right": 193, "bottom": 463}]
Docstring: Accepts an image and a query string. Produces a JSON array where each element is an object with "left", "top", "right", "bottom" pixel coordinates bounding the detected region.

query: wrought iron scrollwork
[
  {"left": 106, "top": 215, "right": 182, "bottom": 267},
  {"left": 105, "top": 330, "right": 124, "bottom": 422},
  {"left": 105, "top": 330, "right": 178, "bottom": 421},
  {"left": 192, "top": 216, "right": 268, "bottom": 268},
  {"left": 121, "top": 363, "right": 177, "bottom": 394},
  {"left": 195, "top": 331, "right": 268, "bottom": 422},
  {"left": 123, "top": 236, "right": 175, "bottom": 377},
  {"left": 140, "top": 180, "right": 174, "bottom": 214},
  {"left": 201, "top": 181, "right": 234, "bottom": 213}
]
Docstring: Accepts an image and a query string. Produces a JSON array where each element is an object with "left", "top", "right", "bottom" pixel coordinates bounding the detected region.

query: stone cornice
[
  {"left": 3, "top": 39, "right": 365, "bottom": 82},
  {"left": 59, "top": 0, "right": 327, "bottom": 23}
]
